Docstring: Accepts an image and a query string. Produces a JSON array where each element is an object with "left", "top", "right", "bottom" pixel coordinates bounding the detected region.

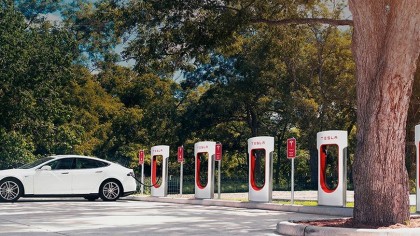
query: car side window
[
  {"left": 48, "top": 158, "right": 75, "bottom": 170},
  {"left": 75, "top": 158, "right": 109, "bottom": 169}
]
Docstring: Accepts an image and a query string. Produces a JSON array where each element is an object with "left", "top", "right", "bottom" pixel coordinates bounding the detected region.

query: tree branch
[
  {"left": 208, "top": 5, "right": 241, "bottom": 12},
  {"left": 251, "top": 17, "right": 353, "bottom": 26}
]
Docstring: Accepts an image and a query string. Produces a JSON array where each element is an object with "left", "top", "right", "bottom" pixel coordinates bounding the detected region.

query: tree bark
[{"left": 349, "top": 0, "right": 420, "bottom": 225}]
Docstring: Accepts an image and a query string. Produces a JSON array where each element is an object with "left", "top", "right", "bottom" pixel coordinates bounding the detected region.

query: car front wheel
[
  {"left": 0, "top": 178, "right": 22, "bottom": 202},
  {"left": 99, "top": 180, "right": 121, "bottom": 201}
]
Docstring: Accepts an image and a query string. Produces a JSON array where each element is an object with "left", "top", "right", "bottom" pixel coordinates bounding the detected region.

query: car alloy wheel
[
  {"left": 0, "top": 179, "right": 21, "bottom": 202},
  {"left": 100, "top": 181, "right": 121, "bottom": 201}
]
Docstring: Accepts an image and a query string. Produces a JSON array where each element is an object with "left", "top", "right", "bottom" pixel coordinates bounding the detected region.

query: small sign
[
  {"left": 177, "top": 146, "right": 184, "bottom": 163},
  {"left": 287, "top": 138, "right": 296, "bottom": 159},
  {"left": 139, "top": 150, "right": 145, "bottom": 165},
  {"left": 215, "top": 143, "right": 222, "bottom": 161}
]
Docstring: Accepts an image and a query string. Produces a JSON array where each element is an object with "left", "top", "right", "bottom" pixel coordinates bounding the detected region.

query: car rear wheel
[
  {"left": 99, "top": 180, "right": 121, "bottom": 201},
  {"left": 0, "top": 178, "right": 22, "bottom": 202}
]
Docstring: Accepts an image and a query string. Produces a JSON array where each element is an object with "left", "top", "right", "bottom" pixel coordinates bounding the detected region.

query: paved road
[{"left": 0, "top": 198, "right": 338, "bottom": 236}]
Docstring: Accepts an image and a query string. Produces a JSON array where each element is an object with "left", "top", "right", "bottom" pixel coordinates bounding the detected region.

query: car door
[
  {"left": 33, "top": 158, "right": 74, "bottom": 195},
  {"left": 71, "top": 158, "right": 108, "bottom": 194}
]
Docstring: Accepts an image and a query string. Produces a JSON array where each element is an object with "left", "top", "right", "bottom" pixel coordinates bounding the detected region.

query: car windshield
[{"left": 19, "top": 157, "right": 55, "bottom": 169}]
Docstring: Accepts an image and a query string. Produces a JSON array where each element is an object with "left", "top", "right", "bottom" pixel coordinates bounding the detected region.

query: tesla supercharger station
[
  {"left": 248, "top": 136, "right": 274, "bottom": 202},
  {"left": 195, "top": 141, "right": 216, "bottom": 199},
  {"left": 317, "top": 130, "right": 347, "bottom": 207},
  {"left": 150, "top": 145, "right": 169, "bottom": 197},
  {"left": 415, "top": 125, "right": 420, "bottom": 211}
]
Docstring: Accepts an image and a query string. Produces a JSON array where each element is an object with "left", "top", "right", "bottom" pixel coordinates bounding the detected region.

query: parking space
[{"left": 0, "top": 198, "right": 338, "bottom": 235}]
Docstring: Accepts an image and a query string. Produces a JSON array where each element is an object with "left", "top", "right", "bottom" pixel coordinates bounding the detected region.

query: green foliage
[
  {"left": 94, "top": 107, "right": 146, "bottom": 165},
  {"left": 0, "top": 0, "right": 359, "bottom": 195},
  {"left": 64, "top": 66, "right": 124, "bottom": 155},
  {"left": 0, "top": 128, "right": 35, "bottom": 169},
  {"left": 14, "top": 0, "right": 61, "bottom": 21},
  {"left": 61, "top": 0, "right": 125, "bottom": 68},
  {"left": 0, "top": 1, "right": 80, "bottom": 158},
  {"left": 73, "top": 0, "right": 348, "bottom": 75},
  {"left": 97, "top": 65, "right": 183, "bottom": 145}
]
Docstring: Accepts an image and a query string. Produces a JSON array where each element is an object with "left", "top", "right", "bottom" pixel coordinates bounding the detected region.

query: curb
[
  {"left": 276, "top": 221, "right": 420, "bottom": 236},
  {"left": 126, "top": 195, "right": 353, "bottom": 217}
]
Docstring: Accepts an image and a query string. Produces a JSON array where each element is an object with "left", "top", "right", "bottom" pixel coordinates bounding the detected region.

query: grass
[
  {"left": 221, "top": 198, "right": 249, "bottom": 202},
  {"left": 273, "top": 200, "right": 352, "bottom": 207},
  {"left": 274, "top": 200, "right": 320, "bottom": 207}
]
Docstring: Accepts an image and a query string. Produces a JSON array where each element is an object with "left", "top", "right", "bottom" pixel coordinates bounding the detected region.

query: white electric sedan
[{"left": 0, "top": 155, "right": 137, "bottom": 202}]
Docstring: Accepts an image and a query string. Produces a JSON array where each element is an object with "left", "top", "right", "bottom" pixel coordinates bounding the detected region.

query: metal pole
[
  {"left": 218, "top": 160, "right": 221, "bottom": 199},
  {"left": 141, "top": 164, "right": 144, "bottom": 195},
  {"left": 291, "top": 158, "right": 294, "bottom": 205},
  {"left": 180, "top": 162, "right": 183, "bottom": 196}
]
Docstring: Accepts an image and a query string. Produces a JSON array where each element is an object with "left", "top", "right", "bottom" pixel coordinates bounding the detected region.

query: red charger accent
[
  {"left": 196, "top": 153, "right": 208, "bottom": 189},
  {"left": 320, "top": 144, "right": 338, "bottom": 193},
  {"left": 152, "top": 156, "right": 161, "bottom": 188},
  {"left": 250, "top": 149, "right": 265, "bottom": 191}
]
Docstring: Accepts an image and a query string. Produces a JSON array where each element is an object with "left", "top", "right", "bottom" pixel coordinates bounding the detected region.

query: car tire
[
  {"left": 0, "top": 178, "right": 22, "bottom": 202},
  {"left": 99, "top": 180, "right": 121, "bottom": 201},
  {"left": 84, "top": 196, "right": 99, "bottom": 201}
]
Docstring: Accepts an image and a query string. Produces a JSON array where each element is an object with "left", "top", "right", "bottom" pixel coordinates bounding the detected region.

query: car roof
[{"left": 48, "top": 155, "right": 111, "bottom": 163}]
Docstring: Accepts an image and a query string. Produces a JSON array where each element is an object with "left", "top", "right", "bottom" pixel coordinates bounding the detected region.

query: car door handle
[
  {"left": 95, "top": 171, "right": 103, "bottom": 173},
  {"left": 61, "top": 172, "right": 69, "bottom": 174}
]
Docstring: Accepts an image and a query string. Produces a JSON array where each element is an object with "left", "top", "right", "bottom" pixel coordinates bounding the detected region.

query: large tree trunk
[{"left": 349, "top": 0, "right": 420, "bottom": 225}]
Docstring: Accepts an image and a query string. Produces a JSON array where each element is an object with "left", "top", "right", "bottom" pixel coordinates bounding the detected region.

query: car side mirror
[{"left": 40, "top": 165, "right": 52, "bottom": 171}]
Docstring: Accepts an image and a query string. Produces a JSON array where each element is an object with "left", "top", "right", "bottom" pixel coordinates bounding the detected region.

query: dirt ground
[{"left": 299, "top": 217, "right": 420, "bottom": 229}]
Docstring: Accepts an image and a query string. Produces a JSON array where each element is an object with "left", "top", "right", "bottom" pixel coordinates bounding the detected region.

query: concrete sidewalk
[
  {"left": 219, "top": 190, "right": 355, "bottom": 202},
  {"left": 161, "top": 190, "right": 416, "bottom": 206},
  {"left": 128, "top": 193, "right": 354, "bottom": 217},
  {"left": 128, "top": 191, "right": 420, "bottom": 236},
  {"left": 159, "top": 190, "right": 347, "bottom": 202},
  {"left": 156, "top": 191, "right": 416, "bottom": 205},
  {"left": 128, "top": 191, "right": 417, "bottom": 217}
]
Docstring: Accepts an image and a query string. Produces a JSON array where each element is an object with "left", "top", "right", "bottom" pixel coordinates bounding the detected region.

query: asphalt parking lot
[{"left": 0, "top": 198, "right": 338, "bottom": 236}]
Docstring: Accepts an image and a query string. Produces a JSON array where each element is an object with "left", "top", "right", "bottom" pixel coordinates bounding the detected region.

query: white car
[{"left": 0, "top": 155, "right": 137, "bottom": 202}]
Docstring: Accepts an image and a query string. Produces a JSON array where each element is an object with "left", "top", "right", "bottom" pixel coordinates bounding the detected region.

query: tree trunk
[{"left": 349, "top": 0, "right": 420, "bottom": 225}]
